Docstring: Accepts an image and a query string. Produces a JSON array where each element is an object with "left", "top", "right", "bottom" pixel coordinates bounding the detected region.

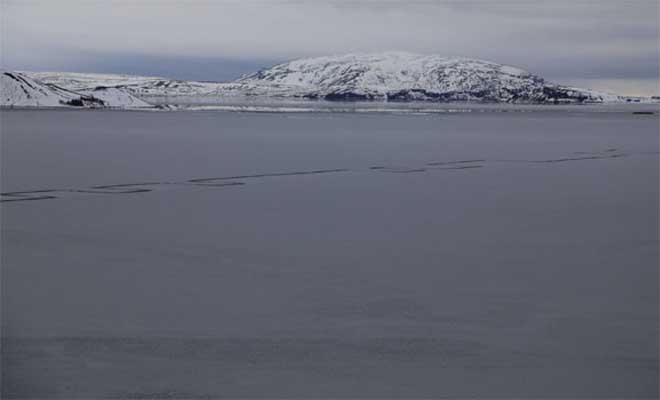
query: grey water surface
[{"left": 1, "top": 107, "right": 658, "bottom": 398}]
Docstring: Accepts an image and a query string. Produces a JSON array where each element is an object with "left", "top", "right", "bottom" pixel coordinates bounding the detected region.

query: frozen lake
[{"left": 1, "top": 107, "right": 658, "bottom": 398}]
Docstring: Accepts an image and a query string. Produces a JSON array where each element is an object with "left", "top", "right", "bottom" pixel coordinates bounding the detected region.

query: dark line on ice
[
  {"left": 91, "top": 182, "right": 172, "bottom": 189},
  {"left": 435, "top": 165, "right": 483, "bottom": 170},
  {"left": 1, "top": 149, "right": 654, "bottom": 204},
  {"left": 188, "top": 169, "right": 349, "bottom": 183},
  {"left": 427, "top": 159, "right": 485, "bottom": 166},
  {"left": 530, "top": 154, "right": 627, "bottom": 163},
  {"left": 67, "top": 189, "right": 153, "bottom": 194}
]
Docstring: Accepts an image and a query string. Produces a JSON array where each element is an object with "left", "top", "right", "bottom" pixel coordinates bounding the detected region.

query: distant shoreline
[{"left": 2, "top": 101, "right": 658, "bottom": 114}]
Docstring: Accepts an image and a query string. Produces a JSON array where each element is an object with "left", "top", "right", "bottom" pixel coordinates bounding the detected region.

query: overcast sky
[{"left": 2, "top": 0, "right": 658, "bottom": 95}]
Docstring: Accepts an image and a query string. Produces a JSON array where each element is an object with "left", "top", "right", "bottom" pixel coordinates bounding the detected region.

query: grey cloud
[{"left": 2, "top": 0, "right": 657, "bottom": 95}]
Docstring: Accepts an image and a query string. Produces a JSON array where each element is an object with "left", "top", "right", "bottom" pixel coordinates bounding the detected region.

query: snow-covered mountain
[
  {"left": 1, "top": 72, "right": 152, "bottom": 108},
  {"left": 238, "top": 52, "right": 621, "bottom": 103},
  {"left": 5, "top": 53, "right": 649, "bottom": 108}
]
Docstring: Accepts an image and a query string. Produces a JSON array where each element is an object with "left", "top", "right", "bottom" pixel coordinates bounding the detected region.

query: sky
[{"left": 1, "top": 0, "right": 658, "bottom": 96}]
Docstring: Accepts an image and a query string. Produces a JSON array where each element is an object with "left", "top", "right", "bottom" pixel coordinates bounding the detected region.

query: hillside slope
[
  {"left": 1, "top": 72, "right": 102, "bottom": 107},
  {"left": 1, "top": 72, "right": 153, "bottom": 108}
]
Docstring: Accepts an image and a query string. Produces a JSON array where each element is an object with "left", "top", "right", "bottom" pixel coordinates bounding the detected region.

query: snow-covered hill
[
  {"left": 1, "top": 72, "right": 153, "bottom": 108},
  {"left": 7, "top": 53, "right": 651, "bottom": 107},
  {"left": 28, "top": 72, "right": 165, "bottom": 91},
  {"left": 27, "top": 72, "right": 231, "bottom": 98},
  {"left": 1, "top": 72, "right": 102, "bottom": 107},
  {"left": 238, "top": 52, "right": 622, "bottom": 103}
]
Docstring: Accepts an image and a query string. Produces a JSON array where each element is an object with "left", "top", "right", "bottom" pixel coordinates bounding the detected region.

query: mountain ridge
[{"left": 3, "top": 52, "right": 654, "bottom": 108}]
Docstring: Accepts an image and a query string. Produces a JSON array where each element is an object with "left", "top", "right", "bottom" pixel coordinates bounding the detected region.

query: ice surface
[{"left": 1, "top": 109, "right": 658, "bottom": 398}]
